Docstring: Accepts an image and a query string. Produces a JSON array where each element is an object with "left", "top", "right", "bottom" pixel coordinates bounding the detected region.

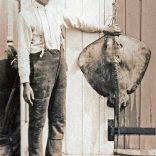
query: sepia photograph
[{"left": 0, "top": 0, "right": 156, "bottom": 155}]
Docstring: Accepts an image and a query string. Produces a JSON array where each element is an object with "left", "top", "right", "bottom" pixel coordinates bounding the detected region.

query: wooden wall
[
  {"left": 1, "top": 0, "right": 155, "bottom": 155},
  {"left": 116, "top": 0, "right": 156, "bottom": 155},
  {"left": 64, "top": 0, "right": 114, "bottom": 155},
  {"left": 0, "top": 0, "right": 19, "bottom": 131},
  {"left": 0, "top": 0, "right": 8, "bottom": 60},
  {"left": 20, "top": 0, "right": 115, "bottom": 155},
  {"left": 0, "top": 0, "right": 19, "bottom": 54}
]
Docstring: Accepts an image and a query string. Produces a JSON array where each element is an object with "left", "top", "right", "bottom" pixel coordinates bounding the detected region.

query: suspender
[{"left": 32, "top": 3, "right": 64, "bottom": 57}]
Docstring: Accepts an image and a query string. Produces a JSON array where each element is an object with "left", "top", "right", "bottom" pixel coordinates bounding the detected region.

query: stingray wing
[{"left": 78, "top": 35, "right": 151, "bottom": 105}]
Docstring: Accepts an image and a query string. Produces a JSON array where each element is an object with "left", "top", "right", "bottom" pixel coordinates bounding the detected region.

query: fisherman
[{"left": 18, "top": 0, "right": 121, "bottom": 155}]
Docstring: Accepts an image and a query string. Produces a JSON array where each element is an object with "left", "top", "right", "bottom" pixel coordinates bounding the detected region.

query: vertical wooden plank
[
  {"left": 116, "top": 0, "right": 126, "bottom": 150},
  {"left": 82, "top": 0, "right": 100, "bottom": 155},
  {"left": 125, "top": 0, "right": 140, "bottom": 39},
  {"left": 99, "top": 0, "right": 106, "bottom": 154},
  {"left": 7, "top": 0, "right": 13, "bottom": 41},
  {"left": 13, "top": 1, "right": 19, "bottom": 49},
  {"left": 140, "top": 0, "right": 156, "bottom": 149},
  {"left": 82, "top": 81, "right": 100, "bottom": 154},
  {"left": 116, "top": 0, "right": 126, "bottom": 33},
  {"left": 0, "top": 0, "right": 8, "bottom": 133},
  {"left": 124, "top": 0, "right": 141, "bottom": 150},
  {"left": 21, "top": 86, "right": 29, "bottom": 156},
  {"left": 20, "top": 1, "right": 31, "bottom": 156},
  {"left": 104, "top": 0, "right": 113, "bottom": 26},
  {"left": 100, "top": 0, "right": 115, "bottom": 155},
  {"left": 0, "top": 0, "right": 8, "bottom": 60},
  {"left": 0, "top": 0, "right": 7, "bottom": 129},
  {"left": 65, "top": 0, "right": 83, "bottom": 154}
]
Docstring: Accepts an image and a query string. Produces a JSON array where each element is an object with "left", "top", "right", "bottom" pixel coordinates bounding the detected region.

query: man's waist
[
  {"left": 30, "top": 48, "right": 60, "bottom": 53},
  {"left": 30, "top": 43, "right": 60, "bottom": 54},
  {"left": 30, "top": 49, "right": 60, "bottom": 55}
]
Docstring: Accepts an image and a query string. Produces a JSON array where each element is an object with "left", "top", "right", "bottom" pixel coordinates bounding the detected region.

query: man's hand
[
  {"left": 23, "top": 82, "right": 34, "bottom": 106},
  {"left": 103, "top": 24, "right": 121, "bottom": 35}
]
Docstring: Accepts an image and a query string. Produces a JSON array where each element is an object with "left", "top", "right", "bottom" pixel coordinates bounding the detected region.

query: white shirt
[{"left": 18, "top": 0, "right": 106, "bottom": 83}]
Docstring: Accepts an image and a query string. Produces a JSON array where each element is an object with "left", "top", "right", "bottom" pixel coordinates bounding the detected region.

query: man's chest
[{"left": 27, "top": 8, "right": 62, "bottom": 36}]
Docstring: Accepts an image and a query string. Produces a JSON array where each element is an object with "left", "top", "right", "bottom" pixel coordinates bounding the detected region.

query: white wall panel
[
  {"left": 82, "top": 0, "right": 101, "bottom": 154},
  {"left": 65, "top": 0, "right": 83, "bottom": 154}
]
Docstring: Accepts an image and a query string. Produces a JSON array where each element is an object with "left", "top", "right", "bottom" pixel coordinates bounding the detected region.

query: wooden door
[{"left": 115, "top": 0, "right": 156, "bottom": 155}]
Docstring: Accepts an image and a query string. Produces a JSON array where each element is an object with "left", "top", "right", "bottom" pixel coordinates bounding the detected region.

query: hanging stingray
[
  {"left": 78, "top": 0, "right": 151, "bottom": 110},
  {"left": 78, "top": 1, "right": 151, "bottom": 149},
  {"left": 78, "top": 33, "right": 151, "bottom": 109}
]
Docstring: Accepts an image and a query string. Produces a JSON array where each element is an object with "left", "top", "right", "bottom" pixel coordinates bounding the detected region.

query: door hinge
[{"left": 108, "top": 119, "right": 156, "bottom": 141}]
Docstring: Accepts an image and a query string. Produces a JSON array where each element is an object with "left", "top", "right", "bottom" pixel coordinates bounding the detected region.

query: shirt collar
[{"left": 32, "top": 0, "right": 51, "bottom": 10}]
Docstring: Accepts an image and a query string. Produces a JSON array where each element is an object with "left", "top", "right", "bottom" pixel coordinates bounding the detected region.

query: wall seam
[{"left": 139, "top": 0, "right": 142, "bottom": 150}]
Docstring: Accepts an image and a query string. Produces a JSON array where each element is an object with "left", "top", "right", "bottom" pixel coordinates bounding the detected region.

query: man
[{"left": 18, "top": 0, "right": 121, "bottom": 156}]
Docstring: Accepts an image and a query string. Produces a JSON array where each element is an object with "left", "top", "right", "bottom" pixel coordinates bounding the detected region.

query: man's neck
[{"left": 35, "top": 0, "right": 47, "bottom": 6}]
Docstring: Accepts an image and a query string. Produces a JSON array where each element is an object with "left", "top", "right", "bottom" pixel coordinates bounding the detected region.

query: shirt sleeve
[
  {"left": 62, "top": 9, "right": 105, "bottom": 33},
  {"left": 17, "top": 13, "right": 32, "bottom": 83}
]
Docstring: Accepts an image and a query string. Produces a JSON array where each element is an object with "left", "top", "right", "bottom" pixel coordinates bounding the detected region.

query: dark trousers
[{"left": 29, "top": 50, "right": 67, "bottom": 156}]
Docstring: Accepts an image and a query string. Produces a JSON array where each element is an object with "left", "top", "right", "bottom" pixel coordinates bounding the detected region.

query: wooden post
[{"left": 19, "top": 1, "right": 32, "bottom": 156}]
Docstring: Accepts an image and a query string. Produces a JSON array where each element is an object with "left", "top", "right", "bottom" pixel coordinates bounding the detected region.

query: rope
[
  {"left": 111, "top": 55, "right": 120, "bottom": 154},
  {"left": 112, "top": 0, "right": 118, "bottom": 25},
  {"left": 112, "top": 0, "right": 120, "bottom": 154}
]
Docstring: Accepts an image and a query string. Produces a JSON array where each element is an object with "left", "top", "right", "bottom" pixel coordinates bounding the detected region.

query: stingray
[{"left": 78, "top": 34, "right": 151, "bottom": 110}]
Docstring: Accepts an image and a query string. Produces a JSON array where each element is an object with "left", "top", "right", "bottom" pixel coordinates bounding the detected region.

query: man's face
[{"left": 36, "top": 0, "right": 50, "bottom": 6}]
